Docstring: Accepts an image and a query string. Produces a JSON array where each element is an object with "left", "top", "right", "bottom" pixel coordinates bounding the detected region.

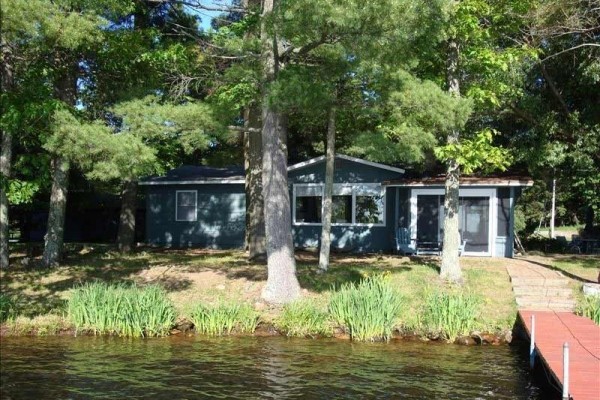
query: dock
[{"left": 519, "top": 310, "right": 600, "bottom": 400}]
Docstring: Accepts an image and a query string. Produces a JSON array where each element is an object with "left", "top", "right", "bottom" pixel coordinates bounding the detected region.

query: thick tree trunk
[
  {"left": 244, "top": 106, "right": 266, "bottom": 259},
  {"left": 43, "top": 62, "right": 77, "bottom": 267},
  {"left": 0, "top": 39, "right": 13, "bottom": 269},
  {"left": 116, "top": 179, "right": 137, "bottom": 253},
  {"left": 318, "top": 105, "right": 336, "bottom": 272},
  {"left": 42, "top": 156, "right": 70, "bottom": 267},
  {"left": 440, "top": 39, "right": 462, "bottom": 283},
  {"left": 0, "top": 129, "right": 11, "bottom": 269},
  {"left": 260, "top": 0, "right": 301, "bottom": 304}
]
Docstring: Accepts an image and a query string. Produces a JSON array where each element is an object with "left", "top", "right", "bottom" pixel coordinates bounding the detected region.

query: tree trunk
[
  {"left": 318, "top": 105, "right": 336, "bottom": 272},
  {"left": 0, "top": 129, "right": 11, "bottom": 270},
  {"left": 117, "top": 179, "right": 137, "bottom": 253},
  {"left": 260, "top": 0, "right": 301, "bottom": 304},
  {"left": 0, "top": 38, "right": 13, "bottom": 269},
  {"left": 440, "top": 39, "right": 462, "bottom": 283},
  {"left": 244, "top": 106, "right": 266, "bottom": 260},
  {"left": 42, "top": 156, "right": 70, "bottom": 267},
  {"left": 43, "top": 61, "right": 77, "bottom": 267}
]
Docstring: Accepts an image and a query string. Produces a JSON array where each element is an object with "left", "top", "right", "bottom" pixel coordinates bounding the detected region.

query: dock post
[
  {"left": 562, "top": 342, "right": 569, "bottom": 400},
  {"left": 529, "top": 314, "right": 536, "bottom": 368}
]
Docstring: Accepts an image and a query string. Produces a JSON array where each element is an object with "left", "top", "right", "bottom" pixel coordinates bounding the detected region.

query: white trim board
[
  {"left": 292, "top": 183, "right": 387, "bottom": 227},
  {"left": 139, "top": 179, "right": 245, "bottom": 186},
  {"left": 287, "top": 154, "right": 405, "bottom": 174}
]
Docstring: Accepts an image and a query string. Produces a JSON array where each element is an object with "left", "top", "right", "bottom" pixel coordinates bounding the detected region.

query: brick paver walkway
[{"left": 505, "top": 259, "right": 576, "bottom": 311}]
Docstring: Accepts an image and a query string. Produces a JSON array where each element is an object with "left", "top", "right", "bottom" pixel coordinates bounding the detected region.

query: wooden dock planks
[{"left": 519, "top": 310, "right": 600, "bottom": 400}]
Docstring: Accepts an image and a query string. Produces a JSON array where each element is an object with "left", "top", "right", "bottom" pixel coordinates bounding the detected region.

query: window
[
  {"left": 355, "top": 185, "right": 384, "bottom": 224},
  {"left": 295, "top": 185, "right": 322, "bottom": 223},
  {"left": 293, "top": 183, "right": 385, "bottom": 226},
  {"left": 176, "top": 190, "right": 197, "bottom": 221}
]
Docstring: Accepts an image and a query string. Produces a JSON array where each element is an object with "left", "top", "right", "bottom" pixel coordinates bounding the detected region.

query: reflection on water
[{"left": 1, "top": 336, "right": 541, "bottom": 399}]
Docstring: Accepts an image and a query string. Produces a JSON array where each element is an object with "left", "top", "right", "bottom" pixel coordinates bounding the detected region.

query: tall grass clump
[
  {"left": 420, "top": 290, "right": 480, "bottom": 341},
  {"left": 329, "top": 274, "right": 402, "bottom": 341},
  {"left": 0, "top": 293, "right": 17, "bottom": 322},
  {"left": 68, "top": 282, "right": 175, "bottom": 337},
  {"left": 577, "top": 295, "right": 600, "bottom": 325},
  {"left": 190, "top": 302, "right": 259, "bottom": 335},
  {"left": 275, "top": 299, "right": 331, "bottom": 337}
]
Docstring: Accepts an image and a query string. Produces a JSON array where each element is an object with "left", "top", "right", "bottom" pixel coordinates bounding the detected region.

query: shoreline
[{"left": 0, "top": 318, "right": 515, "bottom": 345}]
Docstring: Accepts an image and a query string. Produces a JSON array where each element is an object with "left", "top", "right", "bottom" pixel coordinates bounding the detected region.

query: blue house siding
[
  {"left": 288, "top": 157, "right": 403, "bottom": 183},
  {"left": 288, "top": 157, "right": 404, "bottom": 253},
  {"left": 145, "top": 184, "right": 246, "bottom": 248}
]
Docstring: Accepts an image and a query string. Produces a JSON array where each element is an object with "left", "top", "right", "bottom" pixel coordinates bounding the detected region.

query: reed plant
[
  {"left": 577, "top": 295, "right": 600, "bottom": 325},
  {"left": 68, "top": 282, "right": 175, "bottom": 337},
  {"left": 420, "top": 289, "right": 480, "bottom": 341},
  {"left": 275, "top": 299, "right": 331, "bottom": 337},
  {"left": 0, "top": 293, "right": 17, "bottom": 322},
  {"left": 190, "top": 302, "right": 259, "bottom": 335},
  {"left": 329, "top": 274, "right": 403, "bottom": 341}
]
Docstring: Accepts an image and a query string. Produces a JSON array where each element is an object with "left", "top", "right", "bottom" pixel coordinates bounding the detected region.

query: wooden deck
[{"left": 519, "top": 311, "right": 600, "bottom": 400}]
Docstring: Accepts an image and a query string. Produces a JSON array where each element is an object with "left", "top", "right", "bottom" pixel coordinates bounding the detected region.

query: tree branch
[
  {"left": 541, "top": 43, "right": 600, "bottom": 62},
  {"left": 228, "top": 125, "right": 260, "bottom": 133},
  {"left": 507, "top": 104, "right": 540, "bottom": 127},
  {"left": 278, "top": 32, "right": 329, "bottom": 62},
  {"left": 539, "top": 63, "right": 570, "bottom": 116}
]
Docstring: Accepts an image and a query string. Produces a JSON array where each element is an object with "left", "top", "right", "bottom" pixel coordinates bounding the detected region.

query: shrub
[
  {"left": 275, "top": 299, "right": 331, "bottom": 337},
  {"left": 577, "top": 295, "right": 600, "bottom": 325},
  {"left": 0, "top": 293, "right": 17, "bottom": 322},
  {"left": 190, "top": 302, "right": 259, "bottom": 335},
  {"left": 420, "top": 290, "right": 480, "bottom": 341},
  {"left": 68, "top": 282, "right": 175, "bottom": 337},
  {"left": 329, "top": 274, "right": 402, "bottom": 341}
]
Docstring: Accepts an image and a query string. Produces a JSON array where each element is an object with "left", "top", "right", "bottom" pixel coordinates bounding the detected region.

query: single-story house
[{"left": 140, "top": 154, "right": 532, "bottom": 257}]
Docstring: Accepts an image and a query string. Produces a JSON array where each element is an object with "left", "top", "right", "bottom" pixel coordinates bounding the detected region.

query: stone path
[{"left": 505, "top": 260, "right": 577, "bottom": 312}]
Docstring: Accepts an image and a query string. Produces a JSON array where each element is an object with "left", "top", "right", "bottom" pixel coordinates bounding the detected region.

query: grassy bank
[{"left": 0, "top": 246, "right": 538, "bottom": 340}]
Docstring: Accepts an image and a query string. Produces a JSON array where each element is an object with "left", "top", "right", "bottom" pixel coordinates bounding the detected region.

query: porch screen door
[
  {"left": 416, "top": 195, "right": 443, "bottom": 243},
  {"left": 458, "top": 197, "right": 489, "bottom": 253}
]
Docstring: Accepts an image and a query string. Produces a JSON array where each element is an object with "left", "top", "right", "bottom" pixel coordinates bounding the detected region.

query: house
[{"left": 140, "top": 154, "right": 532, "bottom": 257}]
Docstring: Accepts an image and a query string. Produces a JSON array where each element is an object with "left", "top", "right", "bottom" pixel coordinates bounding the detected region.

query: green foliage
[
  {"left": 420, "top": 289, "right": 481, "bottom": 341},
  {"left": 68, "top": 282, "right": 176, "bottom": 337},
  {"left": 329, "top": 274, "right": 402, "bottom": 341},
  {"left": 577, "top": 295, "right": 600, "bottom": 325},
  {"left": 3, "top": 179, "right": 40, "bottom": 205},
  {"left": 0, "top": 293, "right": 17, "bottom": 322},
  {"left": 434, "top": 129, "right": 512, "bottom": 174},
  {"left": 275, "top": 299, "right": 331, "bottom": 337},
  {"left": 352, "top": 70, "right": 472, "bottom": 164},
  {"left": 190, "top": 302, "right": 259, "bottom": 336}
]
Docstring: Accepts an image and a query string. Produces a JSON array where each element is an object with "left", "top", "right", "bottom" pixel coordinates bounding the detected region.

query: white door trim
[{"left": 409, "top": 188, "right": 497, "bottom": 257}]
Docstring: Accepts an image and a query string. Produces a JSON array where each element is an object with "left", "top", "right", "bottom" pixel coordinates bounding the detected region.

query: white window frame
[
  {"left": 175, "top": 190, "right": 198, "bottom": 222},
  {"left": 292, "top": 183, "right": 386, "bottom": 227},
  {"left": 409, "top": 188, "right": 496, "bottom": 256}
]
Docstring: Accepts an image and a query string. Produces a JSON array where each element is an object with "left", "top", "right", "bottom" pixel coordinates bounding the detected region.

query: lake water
[{"left": 0, "top": 336, "right": 545, "bottom": 399}]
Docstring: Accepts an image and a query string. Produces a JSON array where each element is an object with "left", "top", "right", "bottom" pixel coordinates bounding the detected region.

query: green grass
[
  {"left": 577, "top": 295, "right": 600, "bottom": 325},
  {"left": 0, "top": 293, "right": 17, "bottom": 322},
  {"left": 3, "top": 248, "right": 522, "bottom": 338},
  {"left": 190, "top": 302, "right": 259, "bottom": 336},
  {"left": 550, "top": 256, "right": 600, "bottom": 282},
  {"left": 275, "top": 299, "right": 331, "bottom": 337},
  {"left": 68, "top": 282, "right": 176, "bottom": 337},
  {"left": 419, "top": 289, "right": 481, "bottom": 341},
  {"left": 329, "top": 274, "right": 403, "bottom": 341}
]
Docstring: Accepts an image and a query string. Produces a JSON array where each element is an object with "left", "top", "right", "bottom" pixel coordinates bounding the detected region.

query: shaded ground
[{"left": 0, "top": 246, "right": 555, "bottom": 331}]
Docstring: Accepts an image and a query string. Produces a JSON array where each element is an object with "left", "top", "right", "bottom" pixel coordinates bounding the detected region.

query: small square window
[{"left": 176, "top": 190, "right": 197, "bottom": 221}]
